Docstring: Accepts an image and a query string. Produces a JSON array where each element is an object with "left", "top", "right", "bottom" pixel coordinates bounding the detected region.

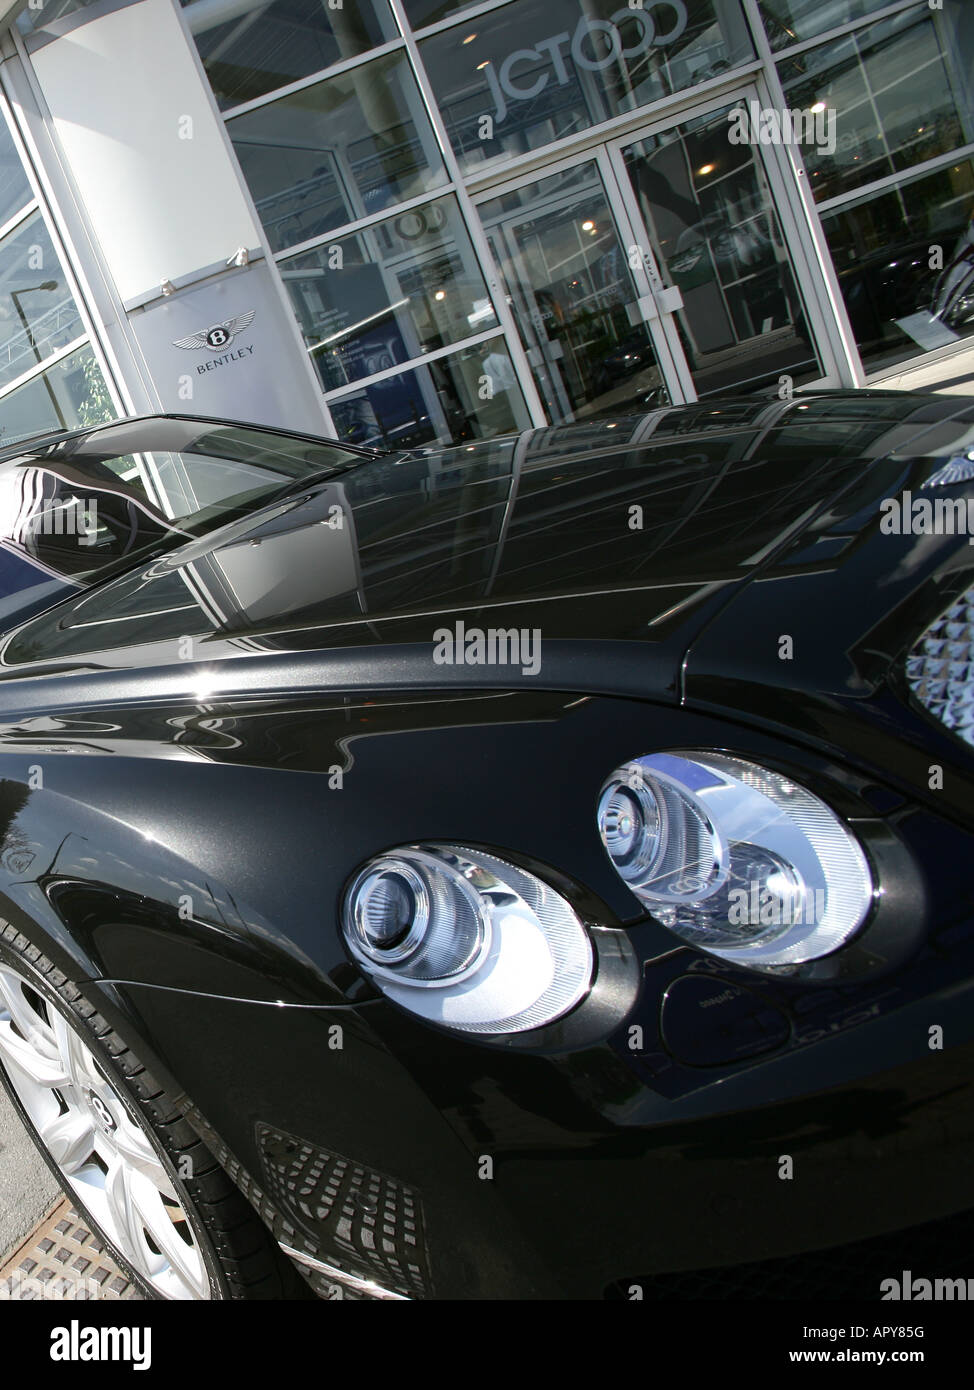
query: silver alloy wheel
[{"left": 0, "top": 963, "right": 210, "bottom": 1300}]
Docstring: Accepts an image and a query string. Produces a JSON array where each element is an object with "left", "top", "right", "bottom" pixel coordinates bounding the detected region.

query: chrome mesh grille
[{"left": 905, "top": 583, "right": 974, "bottom": 747}]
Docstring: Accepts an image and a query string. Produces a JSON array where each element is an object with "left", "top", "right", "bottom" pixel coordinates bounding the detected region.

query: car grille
[{"left": 905, "top": 582, "right": 974, "bottom": 748}]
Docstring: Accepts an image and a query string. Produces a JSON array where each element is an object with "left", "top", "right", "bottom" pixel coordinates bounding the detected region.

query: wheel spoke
[
  {"left": 0, "top": 968, "right": 67, "bottom": 1083},
  {"left": 135, "top": 1190, "right": 206, "bottom": 1300},
  {"left": 110, "top": 1116, "right": 178, "bottom": 1200},
  {"left": 103, "top": 1156, "right": 160, "bottom": 1275},
  {"left": 37, "top": 1107, "right": 95, "bottom": 1173},
  {"left": 0, "top": 967, "right": 44, "bottom": 1042},
  {"left": 50, "top": 1010, "right": 99, "bottom": 1091},
  {"left": 0, "top": 961, "right": 210, "bottom": 1300},
  {"left": 0, "top": 1023, "right": 64, "bottom": 1086}
]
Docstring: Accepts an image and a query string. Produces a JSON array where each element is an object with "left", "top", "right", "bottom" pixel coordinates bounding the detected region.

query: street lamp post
[{"left": 10, "top": 281, "right": 62, "bottom": 420}]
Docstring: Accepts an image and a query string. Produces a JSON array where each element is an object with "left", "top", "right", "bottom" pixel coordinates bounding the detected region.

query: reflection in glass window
[
  {"left": 0, "top": 212, "right": 83, "bottom": 394},
  {"left": 479, "top": 163, "right": 668, "bottom": 425},
  {"left": 759, "top": 0, "right": 913, "bottom": 52},
  {"left": 180, "top": 0, "right": 399, "bottom": 110},
  {"left": 0, "top": 345, "right": 114, "bottom": 449},
  {"left": 420, "top": 0, "right": 753, "bottom": 177},
  {"left": 0, "top": 119, "right": 33, "bottom": 234},
  {"left": 401, "top": 0, "right": 482, "bottom": 30},
  {"left": 327, "top": 339, "right": 531, "bottom": 448},
  {"left": 778, "top": 8, "right": 974, "bottom": 204},
  {"left": 16, "top": 0, "right": 103, "bottom": 40},
  {"left": 280, "top": 196, "right": 498, "bottom": 392},
  {"left": 822, "top": 159, "right": 974, "bottom": 372},
  {"left": 622, "top": 104, "right": 821, "bottom": 396},
  {"left": 228, "top": 52, "right": 448, "bottom": 252}
]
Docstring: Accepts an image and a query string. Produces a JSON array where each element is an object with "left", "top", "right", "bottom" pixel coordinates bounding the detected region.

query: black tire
[{"left": 0, "top": 918, "right": 303, "bottom": 1300}]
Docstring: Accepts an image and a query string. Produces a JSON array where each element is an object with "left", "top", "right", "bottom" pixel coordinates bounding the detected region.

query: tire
[{"left": 0, "top": 918, "right": 301, "bottom": 1300}]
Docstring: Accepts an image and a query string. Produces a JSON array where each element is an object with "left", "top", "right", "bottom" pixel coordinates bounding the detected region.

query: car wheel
[{"left": 0, "top": 918, "right": 298, "bottom": 1300}]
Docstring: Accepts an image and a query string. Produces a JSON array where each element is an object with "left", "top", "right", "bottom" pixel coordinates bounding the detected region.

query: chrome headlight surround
[
  {"left": 598, "top": 751, "right": 876, "bottom": 966},
  {"left": 342, "top": 845, "right": 594, "bottom": 1034}
]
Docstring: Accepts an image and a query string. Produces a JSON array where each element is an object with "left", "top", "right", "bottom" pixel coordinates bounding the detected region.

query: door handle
[
  {"left": 657, "top": 285, "right": 684, "bottom": 314},
  {"left": 627, "top": 296, "right": 658, "bottom": 324},
  {"left": 628, "top": 287, "right": 684, "bottom": 326}
]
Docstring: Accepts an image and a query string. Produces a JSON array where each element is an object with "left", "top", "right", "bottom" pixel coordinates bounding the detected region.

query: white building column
[{"left": 21, "top": 0, "right": 329, "bottom": 433}]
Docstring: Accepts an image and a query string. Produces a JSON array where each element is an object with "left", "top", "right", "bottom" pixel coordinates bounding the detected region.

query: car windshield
[{"left": 0, "top": 416, "right": 370, "bottom": 589}]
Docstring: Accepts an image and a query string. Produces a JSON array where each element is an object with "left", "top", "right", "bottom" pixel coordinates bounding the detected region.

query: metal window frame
[
  {"left": 386, "top": 0, "right": 548, "bottom": 425},
  {"left": 221, "top": 37, "right": 409, "bottom": 121},
  {"left": 758, "top": 0, "right": 925, "bottom": 63},
  {"left": 739, "top": 0, "right": 865, "bottom": 386},
  {"left": 274, "top": 187, "right": 461, "bottom": 264},
  {"left": 815, "top": 144, "right": 974, "bottom": 214},
  {"left": 0, "top": 331, "right": 91, "bottom": 403},
  {"left": 406, "top": 0, "right": 515, "bottom": 42},
  {"left": 203, "top": 0, "right": 900, "bottom": 428},
  {"left": 320, "top": 325, "right": 514, "bottom": 402},
  {"left": 5, "top": 0, "right": 964, "bottom": 455},
  {"left": 447, "top": 61, "right": 767, "bottom": 198},
  {"left": 0, "top": 196, "right": 37, "bottom": 245},
  {"left": 0, "top": 24, "right": 144, "bottom": 420},
  {"left": 280, "top": 191, "right": 508, "bottom": 392}
]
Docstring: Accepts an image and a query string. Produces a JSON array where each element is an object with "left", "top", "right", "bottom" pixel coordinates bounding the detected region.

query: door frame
[
  {"left": 473, "top": 78, "right": 849, "bottom": 417},
  {"left": 604, "top": 79, "right": 848, "bottom": 397},
  {"left": 472, "top": 143, "right": 694, "bottom": 412}
]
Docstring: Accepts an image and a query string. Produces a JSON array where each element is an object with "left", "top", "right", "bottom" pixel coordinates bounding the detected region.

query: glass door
[
  {"left": 607, "top": 92, "right": 827, "bottom": 399},
  {"left": 476, "top": 158, "right": 683, "bottom": 426}
]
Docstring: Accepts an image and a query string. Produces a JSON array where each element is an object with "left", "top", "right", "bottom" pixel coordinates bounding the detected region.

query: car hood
[
  {"left": 687, "top": 396, "right": 974, "bottom": 702},
  {"left": 0, "top": 394, "right": 972, "bottom": 707}
]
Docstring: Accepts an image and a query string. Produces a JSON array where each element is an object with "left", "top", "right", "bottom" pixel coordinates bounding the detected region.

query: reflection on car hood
[{"left": 2, "top": 394, "right": 973, "bottom": 702}]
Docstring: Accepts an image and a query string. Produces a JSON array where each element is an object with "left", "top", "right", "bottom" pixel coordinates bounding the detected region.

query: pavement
[
  {"left": 0, "top": 1084, "right": 59, "bottom": 1262},
  {"left": 867, "top": 338, "right": 974, "bottom": 394}
]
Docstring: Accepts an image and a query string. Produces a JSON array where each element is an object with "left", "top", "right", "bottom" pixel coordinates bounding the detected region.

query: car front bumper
[{"left": 104, "top": 944, "right": 974, "bottom": 1301}]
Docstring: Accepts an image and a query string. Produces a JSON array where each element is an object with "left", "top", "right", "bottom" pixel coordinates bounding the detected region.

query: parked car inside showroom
[{"left": 0, "top": 397, "right": 973, "bottom": 1300}]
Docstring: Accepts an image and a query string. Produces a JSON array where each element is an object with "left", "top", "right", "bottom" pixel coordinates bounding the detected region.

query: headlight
[
  {"left": 342, "top": 845, "right": 593, "bottom": 1034},
  {"left": 598, "top": 752, "right": 874, "bottom": 965}
]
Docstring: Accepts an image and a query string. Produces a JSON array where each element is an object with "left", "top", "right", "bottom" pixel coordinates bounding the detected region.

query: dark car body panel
[{"left": 1, "top": 395, "right": 974, "bottom": 1297}]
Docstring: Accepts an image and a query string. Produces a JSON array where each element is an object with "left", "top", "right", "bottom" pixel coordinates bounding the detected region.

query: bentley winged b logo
[{"left": 173, "top": 309, "right": 256, "bottom": 352}]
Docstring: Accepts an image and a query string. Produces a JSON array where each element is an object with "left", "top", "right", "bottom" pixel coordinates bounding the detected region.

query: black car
[{"left": 0, "top": 397, "right": 973, "bottom": 1301}]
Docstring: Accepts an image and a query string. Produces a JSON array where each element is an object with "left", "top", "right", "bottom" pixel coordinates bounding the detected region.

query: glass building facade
[
  {"left": 0, "top": 97, "right": 114, "bottom": 448},
  {"left": 0, "top": 0, "right": 971, "bottom": 451}
]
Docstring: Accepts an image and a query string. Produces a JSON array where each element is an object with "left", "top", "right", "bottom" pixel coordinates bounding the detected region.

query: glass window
[
  {"left": 180, "top": 0, "right": 400, "bottom": 111},
  {"left": 229, "top": 52, "right": 449, "bottom": 252},
  {"left": 759, "top": 0, "right": 916, "bottom": 52},
  {"left": 778, "top": 7, "right": 974, "bottom": 204},
  {"left": 621, "top": 104, "right": 822, "bottom": 397},
  {"left": 402, "top": 0, "right": 483, "bottom": 31},
  {"left": 821, "top": 158, "right": 974, "bottom": 371},
  {"left": 0, "top": 345, "right": 114, "bottom": 448},
  {"left": 0, "top": 119, "right": 33, "bottom": 233},
  {"left": 0, "top": 212, "right": 84, "bottom": 394},
  {"left": 420, "top": 0, "right": 754, "bottom": 177},
  {"left": 16, "top": 0, "right": 102, "bottom": 40},
  {"left": 280, "top": 196, "right": 498, "bottom": 392},
  {"left": 327, "top": 338, "right": 532, "bottom": 448},
  {"left": 478, "top": 162, "right": 669, "bottom": 424}
]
